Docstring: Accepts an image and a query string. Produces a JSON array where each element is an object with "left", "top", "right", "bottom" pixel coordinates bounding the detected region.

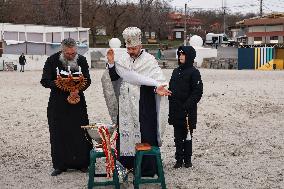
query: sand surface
[{"left": 0, "top": 69, "right": 283, "bottom": 189}]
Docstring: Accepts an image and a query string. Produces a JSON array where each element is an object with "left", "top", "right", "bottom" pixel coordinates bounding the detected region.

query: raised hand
[{"left": 107, "top": 48, "right": 115, "bottom": 64}]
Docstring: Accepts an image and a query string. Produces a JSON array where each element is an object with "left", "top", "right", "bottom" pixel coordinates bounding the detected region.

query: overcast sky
[{"left": 169, "top": 0, "right": 284, "bottom": 14}]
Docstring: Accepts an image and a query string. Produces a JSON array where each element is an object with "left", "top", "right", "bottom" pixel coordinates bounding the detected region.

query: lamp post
[
  {"left": 184, "top": 3, "right": 187, "bottom": 46},
  {"left": 222, "top": 0, "right": 226, "bottom": 34},
  {"left": 79, "top": 0, "right": 82, "bottom": 27}
]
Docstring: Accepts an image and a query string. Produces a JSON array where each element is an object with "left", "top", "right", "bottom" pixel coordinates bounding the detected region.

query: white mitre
[{"left": 122, "top": 27, "right": 142, "bottom": 47}]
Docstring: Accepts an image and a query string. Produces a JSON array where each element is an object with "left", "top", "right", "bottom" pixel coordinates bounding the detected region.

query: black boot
[
  {"left": 173, "top": 160, "right": 183, "bottom": 169},
  {"left": 174, "top": 138, "right": 184, "bottom": 169},
  {"left": 184, "top": 140, "right": 192, "bottom": 168},
  {"left": 184, "top": 157, "right": 192, "bottom": 168},
  {"left": 51, "top": 168, "right": 67, "bottom": 176}
]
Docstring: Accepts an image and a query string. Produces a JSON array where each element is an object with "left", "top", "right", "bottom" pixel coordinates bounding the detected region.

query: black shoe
[
  {"left": 184, "top": 161, "right": 192, "bottom": 168},
  {"left": 51, "top": 169, "right": 66, "bottom": 176},
  {"left": 79, "top": 167, "right": 88, "bottom": 173},
  {"left": 173, "top": 161, "right": 183, "bottom": 169}
]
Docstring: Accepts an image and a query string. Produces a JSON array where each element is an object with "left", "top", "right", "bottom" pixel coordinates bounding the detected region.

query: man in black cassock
[{"left": 41, "top": 38, "right": 92, "bottom": 176}]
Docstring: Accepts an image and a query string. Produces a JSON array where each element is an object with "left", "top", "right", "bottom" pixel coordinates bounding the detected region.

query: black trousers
[{"left": 173, "top": 122, "right": 193, "bottom": 162}]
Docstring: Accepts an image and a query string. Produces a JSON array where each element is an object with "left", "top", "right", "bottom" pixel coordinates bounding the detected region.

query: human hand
[
  {"left": 107, "top": 48, "right": 115, "bottom": 64},
  {"left": 70, "top": 89, "right": 79, "bottom": 98},
  {"left": 156, "top": 85, "right": 172, "bottom": 96},
  {"left": 68, "top": 89, "right": 80, "bottom": 104}
]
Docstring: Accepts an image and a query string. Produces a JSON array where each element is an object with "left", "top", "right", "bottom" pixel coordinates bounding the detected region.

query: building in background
[
  {"left": 0, "top": 23, "right": 90, "bottom": 71},
  {"left": 230, "top": 13, "right": 284, "bottom": 46},
  {"left": 167, "top": 12, "right": 203, "bottom": 40}
]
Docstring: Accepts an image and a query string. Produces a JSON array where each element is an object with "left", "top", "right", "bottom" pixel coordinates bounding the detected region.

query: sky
[{"left": 169, "top": 0, "right": 284, "bottom": 14}]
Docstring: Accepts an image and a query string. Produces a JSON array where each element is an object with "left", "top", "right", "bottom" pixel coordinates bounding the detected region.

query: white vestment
[{"left": 112, "top": 51, "right": 167, "bottom": 156}]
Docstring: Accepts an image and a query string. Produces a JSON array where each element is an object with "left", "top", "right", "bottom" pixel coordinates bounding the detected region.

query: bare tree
[
  {"left": 134, "top": 0, "right": 171, "bottom": 41},
  {"left": 84, "top": 0, "right": 105, "bottom": 46},
  {"left": 0, "top": 0, "right": 6, "bottom": 22},
  {"left": 138, "top": 0, "right": 154, "bottom": 40},
  {"left": 0, "top": 0, "right": 256, "bottom": 42},
  {"left": 150, "top": 0, "right": 171, "bottom": 40},
  {"left": 103, "top": 0, "right": 131, "bottom": 37},
  {"left": 0, "top": 0, "right": 28, "bottom": 23}
]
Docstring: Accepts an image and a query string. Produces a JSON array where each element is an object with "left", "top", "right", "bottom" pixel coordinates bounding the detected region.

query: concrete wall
[{"left": 201, "top": 58, "right": 238, "bottom": 69}]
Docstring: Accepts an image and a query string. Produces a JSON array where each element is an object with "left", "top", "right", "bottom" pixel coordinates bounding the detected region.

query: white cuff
[
  {"left": 154, "top": 87, "right": 157, "bottom": 93},
  {"left": 107, "top": 63, "right": 115, "bottom": 68}
]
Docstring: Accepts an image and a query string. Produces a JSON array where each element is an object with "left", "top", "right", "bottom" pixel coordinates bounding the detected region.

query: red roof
[
  {"left": 244, "top": 18, "right": 284, "bottom": 26},
  {"left": 168, "top": 12, "right": 202, "bottom": 26},
  {"left": 169, "top": 12, "right": 183, "bottom": 20},
  {"left": 239, "top": 13, "right": 284, "bottom": 26}
]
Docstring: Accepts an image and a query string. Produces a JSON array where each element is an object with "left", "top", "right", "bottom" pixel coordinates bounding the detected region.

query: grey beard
[{"left": 59, "top": 53, "right": 79, "bottom": 72}]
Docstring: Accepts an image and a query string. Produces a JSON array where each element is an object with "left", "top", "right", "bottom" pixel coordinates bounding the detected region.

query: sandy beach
[{"left": 0, "top": 69, "right": 283, "bottom": 189}]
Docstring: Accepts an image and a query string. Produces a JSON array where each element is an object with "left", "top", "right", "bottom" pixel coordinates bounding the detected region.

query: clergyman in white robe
[{"left": 102, "top": 49, "right": 168, "bottom": 176}]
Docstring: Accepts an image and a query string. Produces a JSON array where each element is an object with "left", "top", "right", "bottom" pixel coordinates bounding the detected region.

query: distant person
[
  {"left": 215, "top": 42, "right": 218, "bottom": 49},
  {"left": 168, "top": 45, "right": 203, "bottom": 168},
  {"left": 156, "top": 48, "right": 165, "bottom": 60},
  {"left": 160, "top": 48, "right": 165, "bottom": 60},
  {"left": 160, "top": 48, "right": 166, "bottom": 68},
  {"left": 212, "top": 38, "right": 218, "bottom": 49},
  {"left": 156, "top": 48, "right": 162, "bottom": 60},
  {"left": 40, "top": 38, "right": 92, "bottom": 176},
  {"left": 161, "top": 48, "right": 165, "bottom": 59},
  {"left": 19, "top": 53, "right": 26, "bottom": 72}
]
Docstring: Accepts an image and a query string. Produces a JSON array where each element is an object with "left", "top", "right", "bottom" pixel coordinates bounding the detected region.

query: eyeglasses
[{"left": 64, "top": 52, "right": 77, "bottom": 56}]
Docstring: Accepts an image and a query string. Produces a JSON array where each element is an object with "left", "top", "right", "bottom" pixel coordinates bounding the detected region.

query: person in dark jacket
[
  {"left": 168, "top": 45, "right": 203, "bottom": 168},
  {"left": 40, "top": 38, "right": 92, "bottom": 176},
  {"left": 19, "top": 53, "right": 26, "bottom": 72}
]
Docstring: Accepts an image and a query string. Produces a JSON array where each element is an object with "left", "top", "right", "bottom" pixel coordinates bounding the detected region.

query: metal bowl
[{"left": 82, "top": 123, "right": 117, "bottom": 144}]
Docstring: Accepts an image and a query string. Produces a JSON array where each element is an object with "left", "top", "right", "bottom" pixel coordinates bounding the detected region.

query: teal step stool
[
  {"left": 134, "top": 145, "right": 166, "bottom": 189},
  {"left": 88, "top": 148, "right": 120, "bottom": 189}
]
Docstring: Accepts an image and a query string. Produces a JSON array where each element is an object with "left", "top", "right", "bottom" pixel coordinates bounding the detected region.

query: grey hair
[{"left": 61, "top": 38, "right": 77, "bottom": 49}]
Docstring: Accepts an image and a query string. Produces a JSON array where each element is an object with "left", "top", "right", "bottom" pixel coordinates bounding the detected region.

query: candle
[
  {"left": 79, "top": 66, "right": 81, "bottom": 74},
  {"left": 56, "top": 67, "right": 59, "bottom": 75},
  {"left": 68, "top": 66, "right": 71, "bottom": 74}
]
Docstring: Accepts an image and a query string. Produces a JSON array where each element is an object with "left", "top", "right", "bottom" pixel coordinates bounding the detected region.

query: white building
[{"left": 0, "top": 23, "right": 90, "bottom": 71}]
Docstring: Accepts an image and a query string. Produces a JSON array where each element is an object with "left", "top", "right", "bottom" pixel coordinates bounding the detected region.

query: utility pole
[
  {"left": 260, "top": 0, "right": 263, "bottom": 17},
  {"left": 79, "top": 0, "right": 82, "bottom": 27},
  {"left": 184, "top": 3, "right": 187, "bottom": 46},
  {"left": 222, "top": 0, "right": 226, "bottom": 34}
]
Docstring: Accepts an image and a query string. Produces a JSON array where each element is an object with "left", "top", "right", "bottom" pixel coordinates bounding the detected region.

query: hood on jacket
[{"left": 177, "top": 46, "right": 196, "bottom": 68}]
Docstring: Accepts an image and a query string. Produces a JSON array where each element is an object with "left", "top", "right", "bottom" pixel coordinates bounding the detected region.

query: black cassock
[
  {"left": 41, "top": 52, "right": 92, "bottom": 170},
  {"left": 109, "top": 66, "right": 158, "bottom": 177}
]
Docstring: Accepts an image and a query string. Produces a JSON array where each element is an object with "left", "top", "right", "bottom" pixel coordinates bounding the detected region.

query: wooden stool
[
  {"left": 133, "top": 144, "right": 166, "bottom": 189},
  {"left": 88, "top": 148, "right": 120, "bottom": 189}
]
